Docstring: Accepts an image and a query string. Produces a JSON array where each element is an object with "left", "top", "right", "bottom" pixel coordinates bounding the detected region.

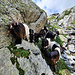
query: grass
[
  {"left": 52, "top": 36, "right": 63, "bottom": 46},
  {"left": 62, "top": 34, "right": 67, "bottom": 37},
  {"left": 34, "top": 39, "right": 42, "bottom": 49},
  {"left": 67, "top": 26, "right": 73, "bottom": 29},
  {"left": 53, "top": 24, "right": 61, "bottom": 29},
  {"left": 47, "top": 16, "right": 55, "bottom": 21},
  {"left": 7, "top": 43, "right": 30, "bottom": 58},
  {"left": 72, "top": 20, "right": 75, "bottom": 26},
  {"left": 64, "top": 10, "right": 72, "bottom": 15},
  {"left": 56, "top": 59, "right": 71, "bottom": 75},
  {"left": 7, "top": 43, "right": 30, "bottom": 75},
  {"left": 46, "top": 24, "right": 57, "bottom": 31}
]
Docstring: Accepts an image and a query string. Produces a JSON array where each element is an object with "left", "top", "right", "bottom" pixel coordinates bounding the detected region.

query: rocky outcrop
[
  {"left": 0, "top": 0, "right": 47, "bottom": 48},
  {"left": 0, "top": 40, "right": 53, "bottom": 75},
  {"left": 0, "top": 0, "right": 53, "bottom": 75},
  {"left": 0, "top": 25, "right": 12, "bottom": 49},
  {"left": 47, "top": 6, "right": 75, "bottom": 74},
  {"left": 0, "top": 0, "right": 47, "bottom": 32}
]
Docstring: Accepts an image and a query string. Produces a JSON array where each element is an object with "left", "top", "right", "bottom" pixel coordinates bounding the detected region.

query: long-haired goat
[
  {"left": 8, "top": 15, "right": 29, "bottom": 44},
  {"left": 8, "top": 22, "right": 26, "bottom": 44}
]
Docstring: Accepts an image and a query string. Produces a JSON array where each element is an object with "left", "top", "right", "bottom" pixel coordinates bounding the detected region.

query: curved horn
[{"left": 9, "top": 15, "right": 17, "bottom": 25}]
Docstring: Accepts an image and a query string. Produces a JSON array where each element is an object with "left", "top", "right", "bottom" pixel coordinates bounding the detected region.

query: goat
[
  {"left": 42, "top": 38, "right": 60, "bottom": 51},
  {"left": 8, "top": 15, "right": 29, "bottom": 44},
  {"left": 41, "top": 38, "right": 61, "bottom": 72},
  {"left": 8, "top": 22, "right": 26, "bottom": 44},
  {"left": 42, "top": 48, "right": 61, "bottom": 72},
  {"left": 40, "top": 26, "right": 56, "bottom": 40},
  {"left": 29, "top": 29, "right": 34, "bottom": 43}
]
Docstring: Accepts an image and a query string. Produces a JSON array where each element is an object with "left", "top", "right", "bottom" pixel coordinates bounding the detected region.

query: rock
[
  {"left": 0, "top": 40, "right": 53, "bottom": 75},
  {"left": 68, "top": 44, "right": 75, "bottom": 52},
  {"left": 0, "top": 0, "right": 47, "bottom": 33},
  {"left": 59, "top": 35, "right": 67, "bottom": 42},
  {"left": 0, "top": 48, "right": 19, "bottom": 75},
  {"left": 0, "top": 25, "right": 12, "bottom": 48},
  {"left": 57, "top": 29, "right": 63, "bottom": 34},
  {"left": 17, "top": 53, "right": 53, "bottom": 75}
]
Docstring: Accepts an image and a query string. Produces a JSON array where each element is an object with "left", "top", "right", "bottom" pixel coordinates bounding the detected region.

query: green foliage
[
  {"left": 57, "top": 17, "right": 64, "bottom": 21},
  {"left": 56, "top": 59, "right": 71, "bottom": 75},
  {"left": 47, "top": 16, "right": 55, "bottom": 21},
  {"left": 8, "top": 43, "right": 30, "bottom": 58},
  {"left": 34, "top": 39, "right": 42, "bottom": 49},
  {"left": 52, "top": 36, "right": 63, "bottom": 46},
  {"left": 10, "top": 56, "right": 24, "bottom": 75},
  {"left": 53, "top": 24, "right": 61, "bottom": 29},
  {"left": 8, "top": 43, "right": 30, "bottom": 75},
  {"left": 62, "top": 34, "right": 67, "bottom": 37},
  {"left": 46, "top": 24, "right": 57, "bottom": 31},
  {"left": 67, "top": 26, "right": 73, "bottom": 29},
  {"left": 72, "top": 20, "right": 75, "bottom": 26},
  {"left": 59, "top": 69, "right": 71, "bottom": 75},
  {"left": 64, "top": 10, "right": 72, "bottom": 15}
]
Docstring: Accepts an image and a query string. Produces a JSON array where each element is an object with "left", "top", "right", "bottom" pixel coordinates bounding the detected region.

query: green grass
[
  {"left": 67, "top": 26, "right": 73, "bottom": 29},
  {"left": 56, "top": 59, "right": 71, "bottom": 75},
  {"left": 8, "top": 43, "right": 30, "bottom": 58},
  {"left": 64, "top": 10, "right": 72, "bottom": 15},
  {"left": 34, "top": 39, "right": 42, "bottom": 49},
  {"left": 52, "top": 36, "right": 63, "bottom": 46},
  {"left": 46, "top": 24, "right": 57, "bottom": 31},
  {"left": 72, "top": 20, "right": 75, "bottom": 26},
  {"left": 53, "top": 24, "right": 61, "bottom": 29},
  {"left": 7, "top": 43, "right": 26, "bottom": 75},
  {"left": 47, "top": 16, "right": 55, "bottom": 21},
  {"left": 62, "top": 34, "right": 67, "bottom": 37}
]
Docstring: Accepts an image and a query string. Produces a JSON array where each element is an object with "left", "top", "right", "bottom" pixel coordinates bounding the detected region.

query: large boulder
[
  {"left": 0, "top": 0, "right": 47, "bottom": 32},
  {"left": 0, "top": 40, "right": 53, "bottom": 75},
  {"left": 0, "top": 0, "right": 47, "bottom": 48}
]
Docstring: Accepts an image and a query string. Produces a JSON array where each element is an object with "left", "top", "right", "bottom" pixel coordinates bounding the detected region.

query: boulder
[
  {"left": 0, "top": 40, "right": 53, "bottom": 75},
  {"left": 59, "top": 35, "right": 67, "bottom": 42},
  {"left": 0, "top": 0, "right": 47, "bottom": 32}
]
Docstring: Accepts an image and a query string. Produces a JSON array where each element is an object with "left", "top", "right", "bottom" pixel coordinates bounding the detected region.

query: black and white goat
[
  {"left": 40, "top": 26, "right": 56, "bottom": 40},
  {"left": 41, "top": 38, "right": 62, "bottom": 72},
  {"left": 8, "top": 15, "right": 29, "bottom": 44}
]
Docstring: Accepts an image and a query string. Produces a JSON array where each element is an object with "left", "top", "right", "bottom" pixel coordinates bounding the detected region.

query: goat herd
[{"left": 7, "top": 21, "right": 65, "bottom": 72}]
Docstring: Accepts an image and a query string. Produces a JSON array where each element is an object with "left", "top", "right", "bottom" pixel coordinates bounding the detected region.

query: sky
[{"left": 32, "top": 0, "right": 75, "bottom": 16}]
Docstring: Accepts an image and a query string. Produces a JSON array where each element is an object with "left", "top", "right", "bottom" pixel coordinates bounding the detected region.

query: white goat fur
[{"left": 23, "top": 24, "right": 29, "bottom": 41}]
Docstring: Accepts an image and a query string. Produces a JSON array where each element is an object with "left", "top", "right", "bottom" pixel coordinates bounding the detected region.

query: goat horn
[{"left": 9, "top": 15, "right": 16, "bottom": 25}]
